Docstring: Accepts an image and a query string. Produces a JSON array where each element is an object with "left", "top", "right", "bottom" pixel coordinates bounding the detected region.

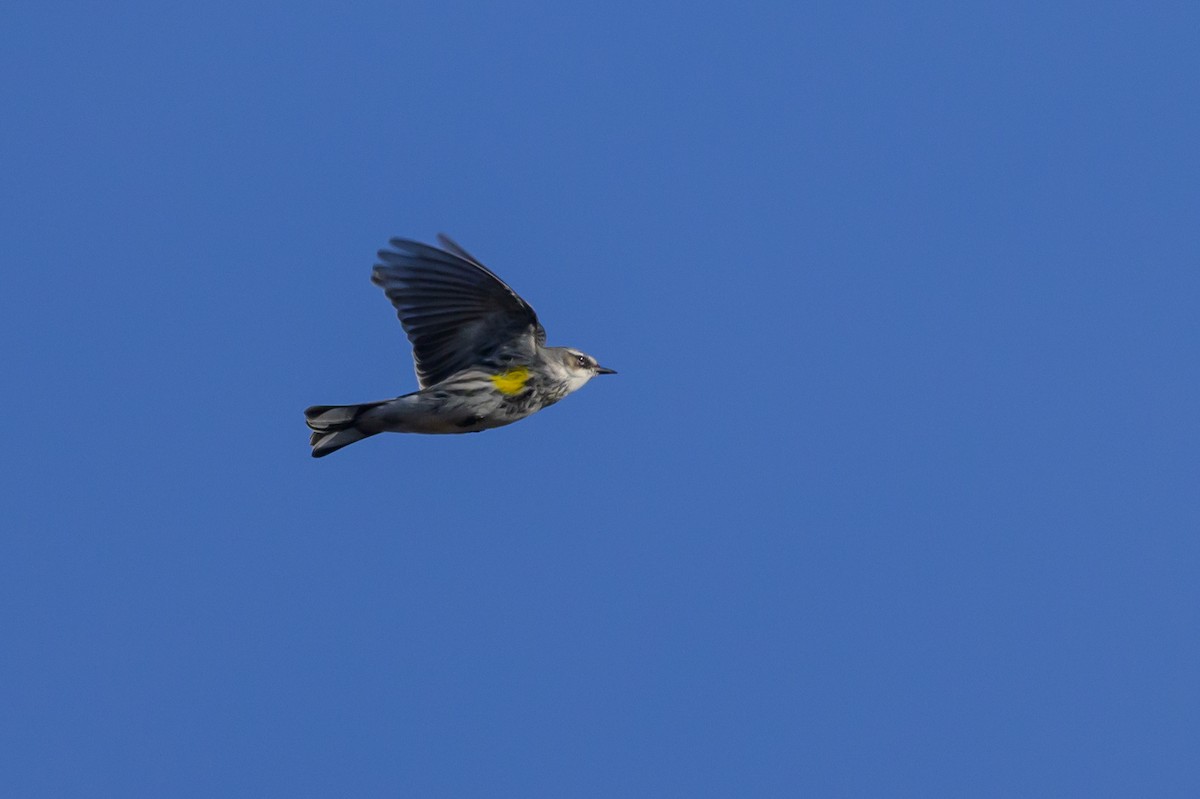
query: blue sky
[{"left": 3, "top": 2, "right": 1198, "bottom": 795}]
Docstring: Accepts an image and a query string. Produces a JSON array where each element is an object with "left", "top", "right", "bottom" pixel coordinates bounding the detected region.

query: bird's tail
[{"left": 304, "top": 401, "right": 385, "bottom": 458}]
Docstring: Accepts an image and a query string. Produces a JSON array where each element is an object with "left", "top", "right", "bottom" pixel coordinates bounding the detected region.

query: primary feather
[{"left": 371, "top": 236, "right": 546, "bottom": 388}]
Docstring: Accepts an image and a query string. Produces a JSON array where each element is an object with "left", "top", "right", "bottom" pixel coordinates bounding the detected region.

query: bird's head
[{"left": 554, "top": 347, "right": 617, "bottom": 393}]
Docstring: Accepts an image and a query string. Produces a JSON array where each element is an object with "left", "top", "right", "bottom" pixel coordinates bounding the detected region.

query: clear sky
[{"left": 3, "top": 2, "right": 1198, "bottom": 796}]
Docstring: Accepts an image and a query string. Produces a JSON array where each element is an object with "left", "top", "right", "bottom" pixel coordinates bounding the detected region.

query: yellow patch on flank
[{"left": 490, "top": 366, "right": 531, "bottom": 395}]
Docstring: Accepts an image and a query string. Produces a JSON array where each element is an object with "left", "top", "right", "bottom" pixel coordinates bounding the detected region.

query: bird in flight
[{"left": 305, "top": 234, "right": 615, "bottom": 457}]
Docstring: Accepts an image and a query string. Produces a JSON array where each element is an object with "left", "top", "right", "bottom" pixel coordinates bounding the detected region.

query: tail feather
[{"left": 304, "top": 402, "right": 384, "bottom": 458}]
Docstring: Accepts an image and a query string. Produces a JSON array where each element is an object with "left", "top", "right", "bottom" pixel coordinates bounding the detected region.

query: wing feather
[{"left": 371, "top": 236, "right": 547, "bottom": 388}]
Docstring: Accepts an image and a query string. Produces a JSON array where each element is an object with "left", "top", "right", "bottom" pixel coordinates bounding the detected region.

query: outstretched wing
[{"left": 371, "top": 235, "right": 546, "bottom": 388}]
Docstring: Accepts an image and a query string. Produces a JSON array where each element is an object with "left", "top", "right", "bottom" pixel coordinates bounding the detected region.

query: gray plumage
[{"left": 305, "top": 234, "right": 614, "bottom": 457}]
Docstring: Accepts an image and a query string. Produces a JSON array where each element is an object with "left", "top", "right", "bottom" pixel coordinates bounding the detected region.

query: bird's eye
[{"left": 576, "top": 355, "right": 587, "bottom": 366}]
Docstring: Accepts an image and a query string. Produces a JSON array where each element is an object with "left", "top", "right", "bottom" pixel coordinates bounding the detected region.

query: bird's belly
[{"left": 362, "top": 388, "right": 541, "bottom": 435}]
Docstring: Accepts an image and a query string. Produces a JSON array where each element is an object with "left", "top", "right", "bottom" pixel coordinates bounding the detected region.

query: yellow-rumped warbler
[{"left": 305, "top": 234, "right": 615, "bottom": 457}]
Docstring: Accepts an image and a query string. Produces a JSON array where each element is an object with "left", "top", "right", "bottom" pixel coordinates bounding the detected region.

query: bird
[{"left": 304, "top": 233, "right": 615, "bottom": 457}]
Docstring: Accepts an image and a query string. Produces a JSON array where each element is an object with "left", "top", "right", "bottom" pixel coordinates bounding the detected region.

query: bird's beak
[{"left": 595, "top": 365, "right": 617, "bottom": 375}]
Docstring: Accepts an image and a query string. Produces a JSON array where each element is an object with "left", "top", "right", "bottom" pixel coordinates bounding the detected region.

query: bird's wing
[
  {"left": 371, "top": 236, "right": 546, "bottom": 388},
  {"left": 435, "top": 233, "right": 485, "bottom": 267}
]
